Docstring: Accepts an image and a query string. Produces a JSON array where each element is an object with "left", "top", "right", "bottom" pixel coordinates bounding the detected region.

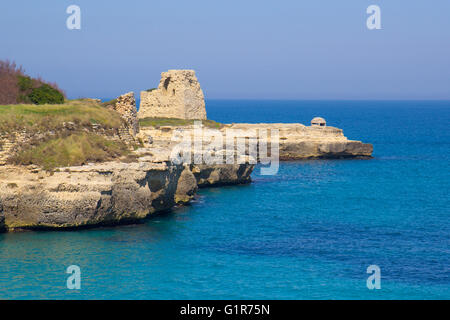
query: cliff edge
[
  {"left": 0, "top": 93, "right": 253, "bottom": 232},
  {"left": 0, "top": 69, "right": 373, "bottom": 232}
]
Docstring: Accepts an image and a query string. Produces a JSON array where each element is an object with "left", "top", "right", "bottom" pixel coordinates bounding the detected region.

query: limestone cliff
[
  {"left": 139, "top": 70, "right": 207, "bottom": 120},
  {"left": 0, "top": 70, "right": 374, "bottom": 232},
  {"left": 0, "top": 133, "right": 255, "bottom": 231},
  {"left": 0, "top": 160, "right": 254, "bottom": 231},
  {"left": 137, "top": 69, "right": 371, "bottom": 158},
  {"left": 0, "top": 162, "right": 187, "bottom": 230},
  {"left": 0, "top": 92, "right": 255, "bottom": 232},
  {"left": 226, "top": 123, "right": 373, "bottom": 159},
  {"left": 138, "top": 122, "right": 373, "bottom": 160},
  {"left": 192, "top": 164, "right": 254, "bottom": 187}
]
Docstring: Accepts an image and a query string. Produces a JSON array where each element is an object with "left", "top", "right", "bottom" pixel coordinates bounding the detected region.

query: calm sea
[{"left": 0, "top": 100, "right": 449, "bottom": 299}]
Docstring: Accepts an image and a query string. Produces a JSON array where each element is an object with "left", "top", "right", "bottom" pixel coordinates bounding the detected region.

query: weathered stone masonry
[{"left": 139, "top": 70, "right": 207, "bottom": 120}]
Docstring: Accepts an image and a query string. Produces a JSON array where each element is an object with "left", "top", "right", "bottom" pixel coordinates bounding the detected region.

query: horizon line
[{"left": 88, "top": 97, "right": 450, "bottom": 103}]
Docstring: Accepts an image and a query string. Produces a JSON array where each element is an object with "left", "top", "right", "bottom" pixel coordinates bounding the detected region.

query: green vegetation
[
  {"left": 0, "top": 60, "right": 66, "bottom": 105},
  {"left": 17, "top": 75, "right": 33, "bottom": 92},
  {"left": 10, "top": 132, "right": 130, "bottom": 170},
  {"left": 100, "top": 98, "right": 117, "bottom": 108},
  {"left": 145, "top": 88, "right": 157, "bottom": 92},
  {"left": 0, "top": 102, "right": 124, "bottom": 134},
  {"left": 0, "top": 60, "right": 137, "bottom": 170},
  {"left": 0, "top": 101, "right": 133, "bottom": 170},
  {"left": 139, "top": 117, "right": 223, "bottom": 129},
  {"left": 28, "top": 83, "right": 65, "bottom": 105}
]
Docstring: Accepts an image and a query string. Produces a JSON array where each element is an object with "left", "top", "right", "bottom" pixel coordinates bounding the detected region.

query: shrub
[
  {"left": 0, "top": 59, "right": 66, "bottom": 105},
  {"left": 17, "top": 75, "right": 33, "bottom": 92},
  {"left": 28, "top": 84, "right": 65, "bottom": 105}
]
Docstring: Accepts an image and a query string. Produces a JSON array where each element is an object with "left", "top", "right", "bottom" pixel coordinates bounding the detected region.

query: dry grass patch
[
  {"left": 0, "top": 102, "right": 123, "bottom": 134},
  {"left": 10, "top": 132, "right": 130, "bottom": 170},
  {"left": 139, "top": 117, "right": 223, "bottom": 129}
]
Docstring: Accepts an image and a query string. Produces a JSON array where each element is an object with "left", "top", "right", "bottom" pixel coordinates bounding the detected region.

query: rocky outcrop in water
[
  {"left": 139, "top": 122, "right": 373, "bottom": 160},
  {"left": 226, "top": 123, "right": 373, "bottom": 159}
]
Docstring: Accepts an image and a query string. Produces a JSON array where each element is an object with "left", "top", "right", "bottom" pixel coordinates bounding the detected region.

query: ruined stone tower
[{"left": 138, "top": 70, "right": 207, "bottom": 120}]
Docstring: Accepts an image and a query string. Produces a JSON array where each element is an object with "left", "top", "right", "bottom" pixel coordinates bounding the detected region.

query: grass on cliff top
[
  {"left": 139, "top": 117, "right": 223, "bottom": 129},
  {"left": 10, "top": 132, "right": 131, "bottom": 170},
  {"left": 0, "top": 101, "right": 123, "bottom": 134}
]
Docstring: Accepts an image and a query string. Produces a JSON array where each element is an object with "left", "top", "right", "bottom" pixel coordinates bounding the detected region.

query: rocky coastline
[
  {"left": 0, "top": 69, "right": 372, "bottom": 232},
  {"left": 140, "top": 122, "right": 373, "bottom": 161},
  {"left": 0, "top": 160, "right": 253, "bottom": 231}
]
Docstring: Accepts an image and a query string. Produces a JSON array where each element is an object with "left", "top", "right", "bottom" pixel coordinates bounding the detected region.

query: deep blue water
[{"left": 0, "top": 100, "right": 449, "bottom": 299}]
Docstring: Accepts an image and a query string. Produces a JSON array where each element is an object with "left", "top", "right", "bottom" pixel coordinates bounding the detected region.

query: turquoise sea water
[{"left": 0, "top": 100, "right": 449, "bottom": 299}]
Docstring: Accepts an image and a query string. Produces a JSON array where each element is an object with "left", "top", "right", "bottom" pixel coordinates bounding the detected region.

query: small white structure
[{"left": 311, "top": 117, "right": 326, "bottom": 127}]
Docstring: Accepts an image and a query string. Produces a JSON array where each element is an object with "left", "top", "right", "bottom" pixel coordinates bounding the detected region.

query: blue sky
[{"left": 1, "top": 0, "right": 449, "bottom": 100}]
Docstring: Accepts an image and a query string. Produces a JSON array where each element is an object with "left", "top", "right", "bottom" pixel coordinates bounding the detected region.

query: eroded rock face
[
  {"left": 0, "top": 151, "right": 254, "bottom": 232},
  {"left": 139, "top": 70, "right": 207, "bottom": 120},
  {"left": 0, "top": 161, "right": 197, "bottom": 231},
  {"left": 175, "top": 166, "right": 198, "bottom": 203},
  {"left": 0, "top": 209, "right": 5, "bottom": 232},
  {"left": 139, "top": 122, "right": 373, "bottom": 160},
  {"left": 192, "top": 164, "right": 254, "bottom": 187},
  {"left": 225, "top": 123, "right": 373, "bottom": 159}
]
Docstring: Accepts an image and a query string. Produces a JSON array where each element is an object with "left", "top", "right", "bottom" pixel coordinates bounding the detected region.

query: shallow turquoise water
[{"left": 0, "top": 100, "right": 449, "bottom": 299}]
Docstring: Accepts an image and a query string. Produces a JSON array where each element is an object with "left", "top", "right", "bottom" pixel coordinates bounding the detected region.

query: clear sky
[{"left": 1, "top": 0, "right": 449, "bottom": 100}]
